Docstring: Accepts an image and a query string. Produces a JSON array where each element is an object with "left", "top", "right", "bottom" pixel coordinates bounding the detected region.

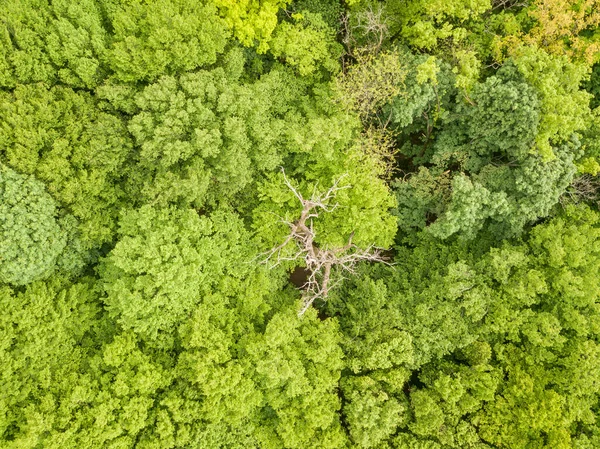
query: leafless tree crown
[
  {"left": 341, "top": 5, "right": 389, "bottom": 58},
  {"left": 262, "top": 169, "right": 389, "bottom": 316},
  {"left": 560, "top": 174, "right": 600, "bottom": 208}
]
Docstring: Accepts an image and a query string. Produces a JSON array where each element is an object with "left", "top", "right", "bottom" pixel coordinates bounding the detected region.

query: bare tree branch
[
  {"left": 261, "top": 168, "right": 390, "bottom": 316},
  {"left": 354, "top": 5, "right": 390, "bottom": 54},
  {"left": 560, "top": 174, "right": 600, "bottom": 208}
]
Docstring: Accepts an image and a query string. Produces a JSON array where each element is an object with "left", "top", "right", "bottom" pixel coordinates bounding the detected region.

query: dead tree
[
  {"left": 560, "top": 174, "right": 600, "bottom": 208},
  {"left": 262, "top": 169, "right": 388, "bottom": 316}
]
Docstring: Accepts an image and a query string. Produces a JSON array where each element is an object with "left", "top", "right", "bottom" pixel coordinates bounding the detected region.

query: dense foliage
[{"left": 2, "top": 0, "right": 600, "bottom": 448}]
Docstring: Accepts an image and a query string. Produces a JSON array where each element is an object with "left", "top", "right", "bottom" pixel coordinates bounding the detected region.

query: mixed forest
[{"left": 2, "top": 0, "right": 600, "bottom": 447}]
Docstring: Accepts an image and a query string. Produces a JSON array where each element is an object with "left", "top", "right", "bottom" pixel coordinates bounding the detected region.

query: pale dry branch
[
  {"left": 262, "top": 169, "right": 389, "bottom": 316},
  {"left": 340, "top": 6, "right": 389, "bottom": 62},
  {"left": 560, "top": 174, "right": 600, "bottom": 208},
  {"left": 354, "top": 5, "right": 389, "bottom": 54}
]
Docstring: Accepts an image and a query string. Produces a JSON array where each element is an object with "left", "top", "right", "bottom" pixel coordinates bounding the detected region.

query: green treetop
[{"left": 0, "top": 165, "right": 66, "bottom": 285}]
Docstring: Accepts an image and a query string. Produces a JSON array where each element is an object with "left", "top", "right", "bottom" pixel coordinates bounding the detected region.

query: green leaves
[
  {"left": 394, "top": 67, "right": 578, "bottom": 240},
  {"left": 355, "top": 0, "right": 491, "bottom": 51},
  {"left": 0, "top": 165, "right": 65, "bottom": 285},
  {"left": 248, "top": 309, "right": 346, "bottom": 448},
  {"left": 0, "top": 0, "right": 107, "bottom": 88},
  {"left": 2, "top": 1, "right": 600, "bottom": 447},
  {"left": 103, "top": 0, "right": 228, "bottom": 83},
  {"left": 270, "top": 11, "right": 343, "bottom": 76},
  {"left": 99, "top": 206, "right": 250, "bottom": 345},
  {"left": 456, "top": 71, "right": 540, "bottom": 161},
  {"left": 342, "top": 374, "right": 408, "bottom": 447},
  {"left": 0, "top": 83, "right": 132, "bottom": 248},
  {"left": 0, "top": 278, "right": 101, "bottom": 447},
  {"left": 511, "top": 46, "right": 592, "bottom": 160},
  {"left": 329, "top": 205, "right": 600, "bottom": 447},
  {"left": 124, "top": 60, "right": 318, "bottom": 209},
  {"left": 212, "top": 0, "right": 290, "bottom": 53},
  {"left": 0, "top": 0, "right": 229, "bottom": 87}
]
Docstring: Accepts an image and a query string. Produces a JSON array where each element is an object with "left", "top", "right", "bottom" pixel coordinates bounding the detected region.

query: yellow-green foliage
[
  {"left": 0, "top": 165, "right": 66, "bottom": 285},
  {"left": 335, "top": 49, "right": 406, "bottom": 118},
  {"left": 0, "top": 84, "right": 132, "bottom": 247},
  {"left": 212, "top": 0, "right": 290, "bottom": 52},
  {"left": 252, "top": 149, "right": 397, "bottom": 255},
  {"left": 512, "top": 46, "right": 592, "bottom": 160},
  {"left": 103, "top": 0, "right": 229, "bottom": 83},
  {"left": 452, "top": 49, "right": 481, "bottom": 92},
  {"left": 493, "top": 0, "right": 600, "bottom": 65},
  {"left": 360, "top": 0, "right": 492, "bottom": 50},
  {"left": 270, "top": 11, "right": 343, "bottom": 76},
  {"left": 0, "top": 0, "right": 107, "bottom": 88}
]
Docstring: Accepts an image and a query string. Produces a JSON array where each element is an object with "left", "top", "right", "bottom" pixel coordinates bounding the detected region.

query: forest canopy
[{"left": 1, "top": 0, "right": 600, "bottom": 448}]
